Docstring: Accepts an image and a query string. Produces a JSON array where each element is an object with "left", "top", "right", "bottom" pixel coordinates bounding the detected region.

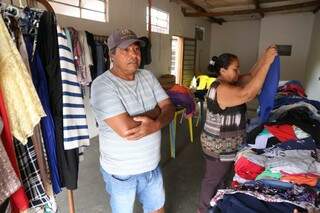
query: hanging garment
[
  {"left": 258, "top": 55, "right": 280, "bottom": 123},
  {"left": 0, "top": 119, "right": 21, "bottom": 205},
  {"left": 9, "top": 10, "right": 51, "bottom": 191},
  {"left": 64, "top": 29, "right": 73, "bottom": 55},
  {"left": 139, "top": 36, "right": 151, "bottom": 69},
  {"left": 25, "top": 36, "right": 61, "bottom": 194},
  {"left": 0, "top": 15, "right": 45, "bottom": 144},
  {"left": 0, "top": 89, "right": 29, "bottom": 211},
  {"left": 78, "top": 31, "right": 93, "bottom": 85},
  {"left": 57, "top": 26, "right": 90, "bottom": 150},
  {"left": 95, "top": 41, "right": 106, "bottom": 78},
  {"left": 18, "top": 34, "right": 32, "bottom": 72},
  {"left": 14, "top": 138, "right": 50, "bottom": 208},
  {"left": 19, "top": 7, "right": 43, "bottom": 59},
  {"left": 67, "top": 27, "right": 82, "bottom": 74},
  {"left": 37, "top": 11, "right": 80, "bottom": 190},
  {"left": 30, "top": 124, "right": 51, "bottom": 194},
  {"left": 85, "top": 31, "right": 97, "bottom": 80},
  {"left": 18, "top": 34, "right": 51, "bottom": 194}
]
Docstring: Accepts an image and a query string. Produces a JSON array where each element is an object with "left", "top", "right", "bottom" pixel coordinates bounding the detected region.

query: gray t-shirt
[{"left": 90, "top": 69, "right": 168, "bottom": 175}]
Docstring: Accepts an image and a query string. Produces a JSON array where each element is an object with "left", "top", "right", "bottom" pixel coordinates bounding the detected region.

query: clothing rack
[{"left": 1, "top": 0, "right": 75, "bottom": 213}]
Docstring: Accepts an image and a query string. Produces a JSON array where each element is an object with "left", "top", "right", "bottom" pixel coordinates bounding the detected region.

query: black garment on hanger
[
  {"left": 37, "top": 11, "right": 79, "bottom": 190},
  {"left": 95, "top": 41, "right": 106, "bottom": 78},
  {"left": 139, "top": 36, "right": 151, "bottom": 69},
  {"left": 85, "top": 31, "right": 97, "bottom": 81}
]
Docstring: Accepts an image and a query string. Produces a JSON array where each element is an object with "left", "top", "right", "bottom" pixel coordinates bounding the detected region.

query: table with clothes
[{"left": 210, "top": 80, "right": 320, "bottom": 213}]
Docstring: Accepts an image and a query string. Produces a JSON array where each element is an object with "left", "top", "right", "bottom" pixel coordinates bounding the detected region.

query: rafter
[
  {"left": 258, "top": 0, "right": 291, "bottom": 3},
  {"left": 254, "top": 0, "right": 264, "bottom": 17},
  {"left": 180, "top": 0, "right": 226, "bottom": 24},
  {"left": 183, "top": 1, "right": 320, "bottom": 17},
  {"left": 208, "top": 17, "right": 225, "bottom": 25},
  {"left": 180, "top": 0, "right": 206, "bottom": 12}
]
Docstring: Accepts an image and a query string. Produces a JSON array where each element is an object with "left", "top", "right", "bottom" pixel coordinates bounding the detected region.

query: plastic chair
[
  {"left": 169, "top": 107, "right": 193, "bottom": 158},
  {"left": 196, "top": 75, "right": 216, "bottom": 90}
]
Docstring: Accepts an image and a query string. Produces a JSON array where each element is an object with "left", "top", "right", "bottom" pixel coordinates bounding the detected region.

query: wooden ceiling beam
[
  {"left": 180, "top": 0, "right": 226, "bottom": 24},
  {"left": 183, "top": 1, "right": 320, "bottom": 17},
  {"left": 180, "top": 0, "right": 207, "bottom": 12},
  {"left": 254, "top": 0, "right": 264, "bottom": 17},
  {"left": 258, "top": 0, "right": 291, "bottom": 3},
  {"left": 314, "top": 5, "right": 320, "bottom": 13},
  {"left": 208, "top": 17, "right": 225, "bottom": 25}
]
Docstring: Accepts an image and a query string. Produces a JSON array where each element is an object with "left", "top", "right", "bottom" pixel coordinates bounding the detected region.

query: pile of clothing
[{"left": 210, "top": 80, "right": 320, "bottom": 213}]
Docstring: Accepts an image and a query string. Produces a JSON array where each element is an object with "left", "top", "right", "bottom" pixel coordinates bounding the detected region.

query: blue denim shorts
[{"left": 100, "top": 166, "right": 165, "bottom": 213}]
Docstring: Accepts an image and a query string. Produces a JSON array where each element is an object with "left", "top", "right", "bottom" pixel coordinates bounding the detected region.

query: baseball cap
[{"left": 107, "top": 29, "right": 145, "bottom": 51}]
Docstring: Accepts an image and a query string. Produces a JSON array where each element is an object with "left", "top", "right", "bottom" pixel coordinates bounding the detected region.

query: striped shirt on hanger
[{"left": 57, "top": 26, "right": 90, "bottom": 150}]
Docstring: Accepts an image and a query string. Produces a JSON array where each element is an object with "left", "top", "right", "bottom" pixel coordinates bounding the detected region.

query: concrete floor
[
  {"left": 56, "top": 102, "right": 258, "bottom": 213},
  {"left": 56, "top": 121, "right": 205, "bottom": 213}
]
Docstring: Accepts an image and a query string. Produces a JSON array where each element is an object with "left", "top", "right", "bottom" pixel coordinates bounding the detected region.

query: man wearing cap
[{"left": 91, "top": 29, "right": 174, "bottom": 213}]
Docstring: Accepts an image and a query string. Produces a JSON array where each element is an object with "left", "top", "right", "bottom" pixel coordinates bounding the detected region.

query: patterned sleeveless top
[{"left": 201, "top": 80, "right": 247, "bottom": 160}]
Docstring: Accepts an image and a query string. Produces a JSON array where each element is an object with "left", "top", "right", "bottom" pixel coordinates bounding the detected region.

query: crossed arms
[{"left": 104, "top": 98, "right": 175, "bottom": 140}]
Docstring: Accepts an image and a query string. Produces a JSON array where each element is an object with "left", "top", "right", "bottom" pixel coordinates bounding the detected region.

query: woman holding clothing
[{"left": 198, "top": 46, "right": 278, "bottom": 213}]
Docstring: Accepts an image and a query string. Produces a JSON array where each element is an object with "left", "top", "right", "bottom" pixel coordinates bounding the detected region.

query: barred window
[
  {"left": 49, "top": 0, "right": 108, "bottom": 22},
  {"left": 146, "top": 7, "right": 169, "bottom": 34}
]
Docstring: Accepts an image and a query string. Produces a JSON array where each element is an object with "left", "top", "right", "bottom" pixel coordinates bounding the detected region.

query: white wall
[
  {"left": 210, "top": 13, "right": 315, "bottom": 83},
  {"left": 54, "top": 0, "right": 211, "bottom": 77},
  {"left": 258, "top": 13, "right": 314, "bottom": 81},
  {"left": 305, "top": 12, "right": 320, "bottom": 101},
  {"left": 210, "top": 20, "right": 261, "bottom": 74}
]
